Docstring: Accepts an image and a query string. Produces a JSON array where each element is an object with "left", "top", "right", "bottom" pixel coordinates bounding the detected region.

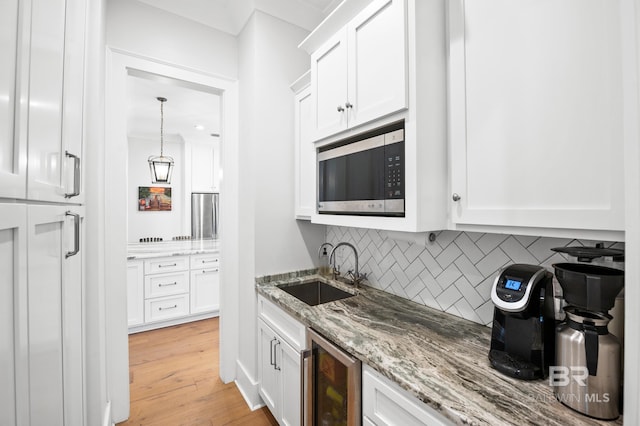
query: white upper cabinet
[
  {"left": 310, "top": 0, "right": 407, "bottom": 141},
  {"left": 347, "top": 0, "right": 407, "bottom": 129},
  {"left": 448, "top": 0, "right": 624, "bottom": 238},
  {"left": 26, "top": 0, "right": 86, "bottom": 203},
  {"left": 292, "top": 72, "right": 316, "bottom": 219},
  {"left": 0, "top": 0, "right": 27, "bottom": 199},
  {"left": 312, "top": 32, "right": 349, "bottom": 139},
  {"left": 190, "top": 141, "right": 217, "bottom": 193}
]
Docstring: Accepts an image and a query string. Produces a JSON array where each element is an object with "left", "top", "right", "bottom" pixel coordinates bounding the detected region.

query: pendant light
[{"left": 148, "top": 97, "right": 174, "bottom": 184}]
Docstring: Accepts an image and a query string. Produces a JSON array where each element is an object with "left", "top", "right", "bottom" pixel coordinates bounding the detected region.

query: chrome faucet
[{"left": 328, "top": 242, "right": 367, "bottom": 287}]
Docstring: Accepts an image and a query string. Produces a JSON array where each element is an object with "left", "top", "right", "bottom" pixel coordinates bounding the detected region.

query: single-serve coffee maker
[
  {"left": 489, "top": 264, "right": 556, "bottom": 380},
  {"left": 553, "top": 263, "right": 624, "bottom": 420}
]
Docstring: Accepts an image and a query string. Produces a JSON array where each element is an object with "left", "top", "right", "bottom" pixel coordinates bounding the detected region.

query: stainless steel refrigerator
[{"left": 191, "top": 192, "right": 219, "bottom": 239}]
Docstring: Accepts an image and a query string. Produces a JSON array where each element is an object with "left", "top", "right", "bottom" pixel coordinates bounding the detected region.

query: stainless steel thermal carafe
[{"left": 554, "top": 307, "right": 620, "bottom": 420}]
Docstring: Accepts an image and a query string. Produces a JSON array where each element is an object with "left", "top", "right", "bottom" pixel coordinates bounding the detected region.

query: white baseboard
[
  {"left": 235, "top": 359, "right": 265, "bottom": 410},
  {"left": 103, "top": 400, "right": 113, "bottom": 426}
]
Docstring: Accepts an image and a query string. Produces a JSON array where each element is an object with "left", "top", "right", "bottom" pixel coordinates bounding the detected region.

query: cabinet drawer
[
  {"left": 144, "top": 294, "right": 189, "bottom": 323},
  {"left": 258, "top": 295, "right": 307, "bottom": 351},
  {"left": 362, "top": 365, "right": 452, "bottom": 426},
  {"left": 144, "top": 256, "right": 189, "bottom": 275},
  {"left": 144, "top": 271, "right": 189, "bottom": 299},
  {"left": 190, "top": 253, "right": 219, "bottom": 269}
]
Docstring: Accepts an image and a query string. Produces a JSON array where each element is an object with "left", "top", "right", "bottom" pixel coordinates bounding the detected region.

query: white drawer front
[
  {"left": 257, "top": 295, "right": 307, "bottom": 351},
  {"left": 363, "top": 365, "right": 452, "bottom": 426},
  {"left": 144, "top": 256, "right": 189, "bottom": 275},
  {"left": 190, "top": 253, "right": 219, "bottom": 269},
  {"left": 144, "top": 271, "right": 189, "bottom": 299},
  {"left": 145, "top": 294, "right": 190, "bottom": 323}
]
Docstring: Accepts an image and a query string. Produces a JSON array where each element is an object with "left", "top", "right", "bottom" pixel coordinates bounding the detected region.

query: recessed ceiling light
[{"left": 194, "top": 124, "right": 205, "bottom": 130}]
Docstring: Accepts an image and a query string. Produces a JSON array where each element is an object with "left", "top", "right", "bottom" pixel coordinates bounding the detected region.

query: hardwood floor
[{"left": 118, "top": 318, "right": 278, "bottom": 426}]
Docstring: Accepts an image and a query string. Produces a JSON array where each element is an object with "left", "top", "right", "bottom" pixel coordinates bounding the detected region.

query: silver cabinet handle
[
  {"left": 158, "top": 263, "right": 177, "bottom": 268},
  {"left": 201, "top": 259, "right": 218, "bottom": 264},
  {"left": 65, "top": 211, "right": 80, "bottom": 258},
  {"left": 158, "top": 304, "right": 177, "bottom": 311},
  {"left": 274, "top": 340, "right": 281, "bottom": 371},
  {"left": 337, "top": 105, "right": 345, "bottom": 112},
  {"left": 158, "top": 282, "right": 177, "bottom": 287},
  {"left": 64, "top": 151, "right": 80, "bottom": 198},
  {"left": 270, "top": 338, "right": 277, "bottom": 367},
  {"left": 202, "top": 269, "right": 219, "bottom": 274},
  {"left": 345, "top": 102, "right": 353, "bottom": 109},
  {"left": 452, "top": 193, "right": 461, "bottom": 202}
]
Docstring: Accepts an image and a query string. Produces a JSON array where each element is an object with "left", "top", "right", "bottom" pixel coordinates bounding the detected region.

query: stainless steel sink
[{"left": 279, "top": 281, "right": 354, "bottom": 306}]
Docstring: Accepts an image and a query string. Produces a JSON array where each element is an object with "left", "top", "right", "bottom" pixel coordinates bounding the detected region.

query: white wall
[
  {"left": 127, "top": 137, "right": 185, "bottom": 242},
  {"left": 235, "top": 11, "right": 326, "bottom": 406},
  {"left": 106, "top": 0, "right": 238, "bottom": 79}
]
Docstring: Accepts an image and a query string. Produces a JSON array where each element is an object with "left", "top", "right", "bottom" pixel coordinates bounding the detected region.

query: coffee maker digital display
[
  {"left": 504, "top": 279, "right": 522, "bottom": 291},
  {"left": 489, "top": 264, "right": 555, "bottom": 380}
]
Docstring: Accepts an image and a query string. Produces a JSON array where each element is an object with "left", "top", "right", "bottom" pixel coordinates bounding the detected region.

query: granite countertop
[
  {"left": 256, "top": 271, "right": 622, "bottom": 426},
  {"left": 126, "top": 239, "right": 219, "bottom": 259}
]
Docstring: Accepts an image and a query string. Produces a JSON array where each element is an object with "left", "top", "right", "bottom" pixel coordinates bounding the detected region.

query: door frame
[{"left": 104, "top": 48, "right": 239, "bottom": 423}]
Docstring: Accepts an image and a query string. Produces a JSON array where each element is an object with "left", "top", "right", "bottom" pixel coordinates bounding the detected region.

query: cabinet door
[
  {"left": 258, "top": 319, "right": 280, "bottom": 418},
  {"left": 294, "top": 86, "right": 316, "bottom": 219},
  {"left": 0, "top": 0, "right": 27, "bottom": 199},
  {"left": 27, "top": 0, "right": 85, "bottom": 203},
  {"left": 127, "top": 260, "right": 144, "bottom": 327},
  {"left": 448, "top": 0, "right": 624, "bottom": 231},
  {"left": 362, "top": 365, "right": 451, "bottom": 426},
  {"left": 27, "top": 205, "right": 84, "bottom": 426},
  {"left": 191, "top": 142, "right": 215, "bottom": 192},
  {"left": 347, "top": 0, "right": 407, "bottom": 128},
  {"left": 279, "top": 338, "right": 302, "bottom": 426},
  {"left": 311, "top": 30, "right": 348, "bottom": 141},
  {"left": 189, "top": 267, "right": 220, "bottom": 314},
  {"left": 0, "top": 204, "right": 28, "bottom": 426}
]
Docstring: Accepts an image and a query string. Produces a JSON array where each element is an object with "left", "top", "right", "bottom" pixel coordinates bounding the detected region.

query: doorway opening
[{"left": 105, "top": 50, "right": 240, "bottom": 423}]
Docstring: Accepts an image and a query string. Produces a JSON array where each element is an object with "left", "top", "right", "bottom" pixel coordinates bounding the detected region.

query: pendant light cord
[{"left": 157, "top": 96, "right": 167, "bottom": 157}]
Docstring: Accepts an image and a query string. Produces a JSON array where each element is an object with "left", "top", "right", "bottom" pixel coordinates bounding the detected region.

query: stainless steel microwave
[{"left": 317, "top": 122, "right": 405, "bottom": 216}]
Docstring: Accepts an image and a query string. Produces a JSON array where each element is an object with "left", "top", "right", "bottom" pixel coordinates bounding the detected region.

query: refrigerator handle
[
  {"left": 300, "top": 349, "right": 312, "bottom": 426},
  {"left": 65, "top": 211, "right": 80, "bottom": 258}
]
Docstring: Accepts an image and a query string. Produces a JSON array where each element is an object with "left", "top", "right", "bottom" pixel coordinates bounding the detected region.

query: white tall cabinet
[{"left": 0, "top": 0, "right": 88, "bottom": 424}]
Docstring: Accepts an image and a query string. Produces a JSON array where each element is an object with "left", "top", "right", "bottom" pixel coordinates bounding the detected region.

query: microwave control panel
[{"left": 385, "top": 136, "right": 404, "bottom": 200}]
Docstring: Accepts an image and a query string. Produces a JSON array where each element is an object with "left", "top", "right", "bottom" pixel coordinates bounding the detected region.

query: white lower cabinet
[
  {"left": 145, "top": 294, "right": 190, "bottom": 323},
  {"left": 363, "top": 365, "right": 452, "bottom": 426},
  {"left": 127, "top": 260, "right": 144, "bottom": 327},
  {"left": 0, "top": 203, "right": 85, "bottom": 426},
  {"left": 258, "top": 295, "right": 308, "bottom": 426},
  {"left": 190, "top": 267, "right": 220, "bottom": 314},
  {"left": 127, "top": 253, "right": 220, "bottom": 332}
]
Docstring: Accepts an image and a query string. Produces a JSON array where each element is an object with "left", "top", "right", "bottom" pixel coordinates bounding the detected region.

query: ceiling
[
  {"left": 126, "top": 0, "right": 341, "bottom": 146},
  {"left": 136, "top": 0, "right": 341, "bottom": 35},
  {"left": 126, "top": 71, "right": 221, "bottom": 144}
]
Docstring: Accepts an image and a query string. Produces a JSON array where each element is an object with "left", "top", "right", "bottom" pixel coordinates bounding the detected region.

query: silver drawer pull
[
  {"left": 202, "top": 269, "right": 219, "bottom": 274},
  {"left": 201, "top": 259, "right": 218, "bottom": 264},
  {"left": 158, "top": 263, "right": 177, "bottom": 268},
  {"left": 158, "top": 305, "right": 177, "bottom": 311},
  {"left": 158, "top": 282, "right": 177, "bottom": 287}
]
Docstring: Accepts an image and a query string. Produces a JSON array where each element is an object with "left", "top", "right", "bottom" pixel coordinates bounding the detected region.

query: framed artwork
[{"left": 138, "top": 186, "right": 172, "bottom": 211}]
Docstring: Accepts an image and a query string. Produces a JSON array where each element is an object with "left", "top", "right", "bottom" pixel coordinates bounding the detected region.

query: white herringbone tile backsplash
[{"left": 326, "top": 227, "right": 624, "bottom": 326}]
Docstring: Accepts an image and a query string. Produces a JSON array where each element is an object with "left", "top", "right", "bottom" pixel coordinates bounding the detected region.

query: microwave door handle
[{"left": 300, "top": 349, "right": 312, "bottom": 426}]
